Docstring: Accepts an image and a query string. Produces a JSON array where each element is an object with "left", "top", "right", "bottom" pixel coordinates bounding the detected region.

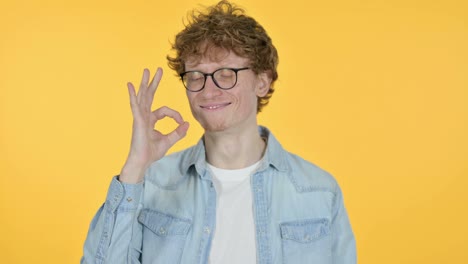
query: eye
[
  {"left": 216, "top": 69, "right": 235, "bottom": 79},
  {"left": 187, "top": 72, "right": 204, "bottom": 81}
]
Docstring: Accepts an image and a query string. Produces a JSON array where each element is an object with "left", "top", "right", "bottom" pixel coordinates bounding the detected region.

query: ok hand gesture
[{"left": 119, "top": 68, "right": 189, "bottom": 183}]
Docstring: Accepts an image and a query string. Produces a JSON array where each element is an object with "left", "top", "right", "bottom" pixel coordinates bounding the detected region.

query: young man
[{"left": 81, "top": 1, "right": 356, "bottom": 263}]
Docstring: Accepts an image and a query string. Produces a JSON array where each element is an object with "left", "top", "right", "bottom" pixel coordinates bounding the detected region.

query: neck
[{"left": 204, "top": 125, "right": 266, "bottom": 169}]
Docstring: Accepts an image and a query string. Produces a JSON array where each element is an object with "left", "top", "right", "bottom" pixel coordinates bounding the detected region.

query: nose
[{"left": 202, "top": 75, "right": 222, "bottom": 96}]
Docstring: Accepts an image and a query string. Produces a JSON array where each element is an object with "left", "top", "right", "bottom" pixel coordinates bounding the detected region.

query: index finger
[{"left": 152, "top": 106, "right": 185, "bottom": 125}]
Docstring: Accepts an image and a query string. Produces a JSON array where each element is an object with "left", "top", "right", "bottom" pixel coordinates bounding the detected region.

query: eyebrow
[{"left": 183, "top": 66, "right": 244, "bottom": 73}]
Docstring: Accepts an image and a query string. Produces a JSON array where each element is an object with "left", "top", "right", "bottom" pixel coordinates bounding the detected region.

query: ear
[{"left": 255, "top": 72, "right": 272, "bottom": 97}]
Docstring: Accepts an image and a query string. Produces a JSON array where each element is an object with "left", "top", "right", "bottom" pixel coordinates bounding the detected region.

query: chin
[
  {"left": 200, "top": 122, "right": 228, "bottom": 133},
  {"left": 192, "top": 108, "right": 240, "bottom": 133},
  {"left": 195, "top": 116, "right": 228, "bottom": 132}
]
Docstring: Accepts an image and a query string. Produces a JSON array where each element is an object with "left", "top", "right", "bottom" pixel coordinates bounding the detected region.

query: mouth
[{"left": 200, "top": 102, "right": 231, "bottom": 111}]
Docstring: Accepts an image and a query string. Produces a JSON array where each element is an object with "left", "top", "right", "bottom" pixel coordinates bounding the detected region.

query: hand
[{"left": 119, "top": 68, "right": 189, "bottom": 183}]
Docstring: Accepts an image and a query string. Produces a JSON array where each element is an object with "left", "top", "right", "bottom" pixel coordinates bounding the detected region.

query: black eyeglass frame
[{"left": 179, "top": 67, "right": 250, "bottom": 92}]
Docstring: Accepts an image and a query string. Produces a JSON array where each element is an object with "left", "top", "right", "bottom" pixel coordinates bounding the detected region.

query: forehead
[{"left": 184, "top": 46, "right": 249, "bottom": 70}]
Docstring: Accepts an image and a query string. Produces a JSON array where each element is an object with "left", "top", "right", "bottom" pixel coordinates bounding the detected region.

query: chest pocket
[
  {"left": 138, "top": 209, "right": 192, "bottom": 264},
  {"left": 280, "top": 218, "right": 332, "bottom": 264}
]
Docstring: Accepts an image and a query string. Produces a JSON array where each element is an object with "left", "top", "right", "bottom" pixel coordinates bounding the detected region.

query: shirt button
[
  {"left": 158, "top": 227, "right": 167, "bottom": 235},
  {"left": 126, "top": 197, "right": 133, "bottom": 202},
  {"left": 204, "top": 227, "right": 211, "bottom": 234}
]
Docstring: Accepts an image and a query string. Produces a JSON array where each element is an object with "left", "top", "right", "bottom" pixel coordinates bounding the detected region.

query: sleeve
[
  {"left": 331, "top": 185, "right": 357, "bottom": 263},
  {"left": 81, "top": 176, "right": 144, "bottom": 264}
]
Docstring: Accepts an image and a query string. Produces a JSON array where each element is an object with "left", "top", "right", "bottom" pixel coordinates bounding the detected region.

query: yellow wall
[{"left": 1, "top": 0, "right": 467, "bottom": 262}]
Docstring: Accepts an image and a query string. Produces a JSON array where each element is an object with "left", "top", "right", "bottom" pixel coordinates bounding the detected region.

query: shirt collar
[
  {"left": 258, "top": 126, "right": 290, "bottom": 172},
  {"left": 180, "top": 126, "right": 290, "bottom": 179}
]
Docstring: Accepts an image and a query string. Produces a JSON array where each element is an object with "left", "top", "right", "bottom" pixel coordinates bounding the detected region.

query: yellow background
[{"left": 1, "top": 0, "right": 467, "bottom": 263}]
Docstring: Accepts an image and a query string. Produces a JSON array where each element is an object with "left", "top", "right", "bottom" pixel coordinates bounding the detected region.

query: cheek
[
  {"left": 237, "top": 90, "right": 258, "bottom": 112},
  {"left": 186, "top": 93, "right": 196, "bottom": 106},
  {"left": 186, "top": 94, "right": 198, "bottom": 114}
]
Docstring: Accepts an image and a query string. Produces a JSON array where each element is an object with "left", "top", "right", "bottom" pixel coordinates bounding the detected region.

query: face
[{"left": 184, "top": 51, "right": 271, "bottom": 133}]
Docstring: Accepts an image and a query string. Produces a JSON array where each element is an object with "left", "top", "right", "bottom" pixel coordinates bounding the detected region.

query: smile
[{"left": 200, "top": 103, "right": 231, "bottom": 110}]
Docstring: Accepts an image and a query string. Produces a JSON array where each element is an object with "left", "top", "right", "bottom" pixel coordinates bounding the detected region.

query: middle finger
[
  {"left": 145, "top": 68, "right": 163, "bottom": 109},
  {"left": 137, "top": 68, "right": 150, "bottom": 104}
]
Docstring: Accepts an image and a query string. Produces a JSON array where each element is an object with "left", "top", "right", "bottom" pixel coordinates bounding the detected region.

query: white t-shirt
[{"left": 207, "top": 161, "right": 260, "bottom": 264}]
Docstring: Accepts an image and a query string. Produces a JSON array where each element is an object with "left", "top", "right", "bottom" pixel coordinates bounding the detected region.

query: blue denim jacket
[{"left": 81, "top": 127, "right": 356, "bottom": 264}]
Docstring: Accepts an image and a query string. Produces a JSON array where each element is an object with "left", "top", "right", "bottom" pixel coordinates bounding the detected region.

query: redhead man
[{"left": 81, "top": 1, "right": 356, "bottom": 263}]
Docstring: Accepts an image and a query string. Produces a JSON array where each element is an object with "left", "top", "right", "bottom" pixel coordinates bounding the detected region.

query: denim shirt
[{"left": 81, "top": 127, "right": 356, "bottom": 264}]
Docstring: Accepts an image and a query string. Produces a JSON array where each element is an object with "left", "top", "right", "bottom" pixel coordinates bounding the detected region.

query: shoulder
[
  {"left": 260, "top": 126, "right": 339, "bottom": 194},
  {"left": 283, "top": 151, "right": 338, "bottom": 194}
]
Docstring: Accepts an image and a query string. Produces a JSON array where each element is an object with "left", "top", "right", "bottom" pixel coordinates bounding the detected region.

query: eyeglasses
[{"left": 180, "top": 67, "right": 250, "bottom": 92}]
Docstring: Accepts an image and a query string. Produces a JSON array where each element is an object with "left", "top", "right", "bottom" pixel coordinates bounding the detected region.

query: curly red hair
[{"left": 167, "top": 0, "right": 279, "bottom": 113}]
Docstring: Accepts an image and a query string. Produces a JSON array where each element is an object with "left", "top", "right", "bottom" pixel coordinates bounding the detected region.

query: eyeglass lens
[{"left": 183, "top": 68, "right": 238, "bottom": 91}]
